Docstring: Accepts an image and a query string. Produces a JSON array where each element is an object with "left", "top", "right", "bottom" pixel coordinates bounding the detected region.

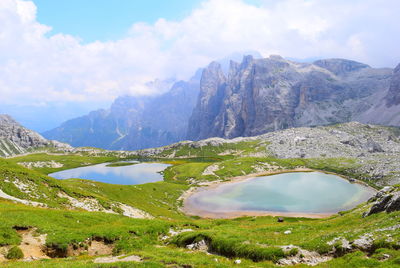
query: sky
[{"left": 0, "top": 0, "right": 399, "bottom": 131}]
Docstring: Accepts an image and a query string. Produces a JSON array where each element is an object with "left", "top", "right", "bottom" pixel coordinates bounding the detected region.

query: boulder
[{"left": 363, "top": 187, "right": 400, "bottom": 216}]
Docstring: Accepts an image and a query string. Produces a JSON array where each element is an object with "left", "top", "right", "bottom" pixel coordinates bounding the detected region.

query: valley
[{"left": 1, "top": 1, "right": 399, "bottom": 267}]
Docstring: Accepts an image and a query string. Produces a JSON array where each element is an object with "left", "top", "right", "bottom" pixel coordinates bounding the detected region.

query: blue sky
[
  {"left": 32, "top": 0, "right": 204, "bottom": 43},
  {"left": 0, "top": 0, "right": 399, "bottom": 132}
]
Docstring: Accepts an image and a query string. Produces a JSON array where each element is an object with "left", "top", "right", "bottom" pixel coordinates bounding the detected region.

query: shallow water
[
  {"left": 49, "top": 162, "right": 170, "bottom": 185},
  {"left": 185, "top": 172, "right": 376, "bottom": 216}
]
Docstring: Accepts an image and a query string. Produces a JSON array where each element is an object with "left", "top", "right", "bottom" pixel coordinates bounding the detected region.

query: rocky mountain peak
[
  {"left": 313, "top": 58, "right": 370, "bottom": 76},
  {"left": 187, "top": 56, "right": 394, "bottom": 141},
  {"left": 199, "top": 61, "right": 226, "bottom": 102},
  {"left": 268, "top": 54, "right": 284, "bottom": 61},
  {"left": 241, "top": 55, "right": 254, "bottom": 67}
]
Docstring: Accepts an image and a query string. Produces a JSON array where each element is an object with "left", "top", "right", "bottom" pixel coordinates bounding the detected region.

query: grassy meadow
[{"left": 0, "top": 145, "right": 399, "bottom": 267}]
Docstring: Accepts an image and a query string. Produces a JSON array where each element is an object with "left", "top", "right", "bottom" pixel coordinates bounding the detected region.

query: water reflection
[
  {"left": 49, "top": 162, "right": 170, "bottom": 185},
  {"left": 186, "top": 172, "right": 376, "bottom": 214}
]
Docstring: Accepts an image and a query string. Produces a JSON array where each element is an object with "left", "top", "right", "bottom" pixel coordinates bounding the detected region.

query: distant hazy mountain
[
  {"left": 0, "top": 114, "right": 70, "bottom": 157},
  {"left": 44, "top": 54, "right": 400, "bottom": 150},
  {"left": 187, "top": 55, "right": 398, "bottom": 140},
  {"left": 43, "top": 73, "right": 201, "bottom": 150}
]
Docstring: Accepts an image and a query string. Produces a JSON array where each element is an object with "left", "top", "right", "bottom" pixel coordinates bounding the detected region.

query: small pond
[
  {"left": 184, "top": 172, "right": 376, "bottom": 218},
  {"left": 49, "top": 162, "right": 171, "bottom": 185}
]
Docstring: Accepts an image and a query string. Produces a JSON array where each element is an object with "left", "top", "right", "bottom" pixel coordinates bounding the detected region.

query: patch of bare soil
[
  {"left": 0, "top": 246, "right": 10, "bottom": 262},
  {"left": 88, "top": 240, "right": 114, "bottom": 256},
  {"left": 17, "top": 228, "right": 50, "bottom": 261}
]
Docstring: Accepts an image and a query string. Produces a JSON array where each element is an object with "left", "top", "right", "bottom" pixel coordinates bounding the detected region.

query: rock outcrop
[
  {"left": 363, "top": 187, "right": 400, "bottom": 217},
  {"left": 0, "top": 115, "right": 71, "bottom": 157},
  {"left": 187, "top": 55, "right": 396, "bottom": 141}
]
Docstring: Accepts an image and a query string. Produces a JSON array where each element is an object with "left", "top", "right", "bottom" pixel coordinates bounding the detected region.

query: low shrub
[
  {"left": 6, "top": 246, "right": 23, "bottom": 259},
  {"left": 288, "top": 247, "right": 299, "bottom": 256}
]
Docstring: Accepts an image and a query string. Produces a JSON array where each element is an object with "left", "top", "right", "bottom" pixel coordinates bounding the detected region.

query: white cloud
[{"left": 0, "top": 0, "right": 399, "bottom": 107}]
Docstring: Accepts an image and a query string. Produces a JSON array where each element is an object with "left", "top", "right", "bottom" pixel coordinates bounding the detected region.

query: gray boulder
[{"left": 364, "top": 187, "right": 400, "bottom": 216}]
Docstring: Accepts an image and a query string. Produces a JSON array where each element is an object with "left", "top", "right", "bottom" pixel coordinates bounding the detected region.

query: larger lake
[
  {"left": 49, "top": 162, "right": 170, "bottom": 185},
  {"left": 184, "top": 172, "right": 376, "bottom": 218}
]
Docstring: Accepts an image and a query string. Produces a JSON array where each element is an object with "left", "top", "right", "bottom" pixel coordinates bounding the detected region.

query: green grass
[
  {"left": 5, "top": 246, "right": 23, "bottom": 260},
  {"left": 8, "top": 153, "right": 120, "bottom": 174},
  {"left": 0, "top": 141, "right": 398, "bottom": 267},
  {"left": 158, "top": 140, "right": 269, "bottom": 159},
  {"left": 105, "top": 162, "right": 138, "bottom": 167},
  {"left": 0, "top": 200, "right": 170, "bottom": 255}
]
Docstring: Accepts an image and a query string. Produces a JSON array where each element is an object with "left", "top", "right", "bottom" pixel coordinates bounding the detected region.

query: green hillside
[{"left": 0, "top": 135, "right": 399, "bottom": 267}]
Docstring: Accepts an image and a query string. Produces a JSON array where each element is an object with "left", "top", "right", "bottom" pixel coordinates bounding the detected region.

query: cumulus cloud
[{"left": 0, "top": 0, "right": 399, "bottom": 106}]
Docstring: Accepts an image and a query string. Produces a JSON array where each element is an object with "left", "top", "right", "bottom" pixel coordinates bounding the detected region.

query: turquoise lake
[
  {"left": 185, "top": 172, "right": 376, "bottom": 216},
  {"left": 49, "top": 162, "right": 171, "bottom": 185}
]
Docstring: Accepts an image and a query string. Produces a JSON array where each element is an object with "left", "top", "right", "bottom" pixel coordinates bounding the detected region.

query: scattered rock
[
  {"left": 186, "top": 240, "right": 208, "bottom": 251},
  {"left": 0, "top": 189, "right": 46, "bottom": 208},
  {"left": 353, "top": 233, "right": 374, "bottom": 250},
  {"left": 284, "top": 230, "right": 292, "bottom": 235},
  {"left": 363, "top": 187, "right": 400, "bottom": 216},
  {"left": 161, "top": 228, "right": 194, "bottom": 241},
  {"left": 379, "top": 253, "right": 391, "bottom": 261},
  {"left": 18, "top": 161, "right": 63, "bottom": 169},
  {"left": 279, "top": 245, "right": 332, "bottom": 266},
  {"left": 365, "top": 139, "right": 384, "bottom": 153},
  {"left": 202, "top": 164, "right": 220, "bottom": 176}
]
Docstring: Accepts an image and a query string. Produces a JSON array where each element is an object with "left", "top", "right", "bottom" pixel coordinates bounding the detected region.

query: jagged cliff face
[
  {"left": 354, "top": 63, "right": 400, "bottom": 126},
  {"left": 43, "top": 77, "right": 200, "bottom": 150},
  {"left": 43, "top": 55, "right": 400, "bottom": 149},
  {"left": 0, "top": 115, "right": 69, "bottom": 157},
  {"left": 187, "top": 55, "right": 394, "bottom": 140},
  {"left": 386, "top": 63, "right": 400, "bottom": 107}
]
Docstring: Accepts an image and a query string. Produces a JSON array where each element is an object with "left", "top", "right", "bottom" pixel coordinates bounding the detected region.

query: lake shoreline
[{"left": 181, "top": 168, "right": 377, "bottom": 219}]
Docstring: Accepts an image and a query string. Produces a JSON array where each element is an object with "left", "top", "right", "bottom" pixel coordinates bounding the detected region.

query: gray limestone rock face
[
  {"left": 0, "top": 114, "right": 70, "bottom": 156},
  {"left": 364, "top": 187, "right": 400, "bottom": 216},
  {"left": 187, "top": 55, "right": 395, "bottom": 141},
  {"left": 386, "top": 63, "right": 400, "bottom": 107},
  {"left": 313, "top": 58, "right": 370, "bottom": 76},
  {"left": 43, "top": 55, "right": 400, "bottom": 149}
]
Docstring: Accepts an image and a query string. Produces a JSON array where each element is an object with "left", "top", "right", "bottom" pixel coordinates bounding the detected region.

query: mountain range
[
  {"left": 43, "top": 72, "right": 201, "bottom": 150},
  {"left": 43, "top": 55, "right": 400, "bottom": 150}
]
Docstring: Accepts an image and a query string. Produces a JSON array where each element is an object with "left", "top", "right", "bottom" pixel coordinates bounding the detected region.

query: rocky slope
[
  {"left": 363, "top": 186, "right": 400, "bottom": 217},
  {"left": 187, "top": 55, "right": 396, "bottom": 140},
  {"left": 355, "top": 63, "right": 400, "bottom": 126},
  {"left": 43, "top": 74, "right": 200, "bottom": 150},
  {"left": 0, "top": 115, "right": 71, "bottom": 157}
]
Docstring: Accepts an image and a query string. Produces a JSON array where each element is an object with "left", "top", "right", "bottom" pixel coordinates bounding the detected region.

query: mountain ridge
[
  {"left": 0, "top": 114, "right": 71, "bottom": 157},
  {"left": 43, "top": 75, "right": 200, "bottom": 150},
  {"left": 187, "top": 55, "right": 397, "bottom": 140},
  {"left": 43, "top": 55, "right": 400, "bottom": 150}
]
